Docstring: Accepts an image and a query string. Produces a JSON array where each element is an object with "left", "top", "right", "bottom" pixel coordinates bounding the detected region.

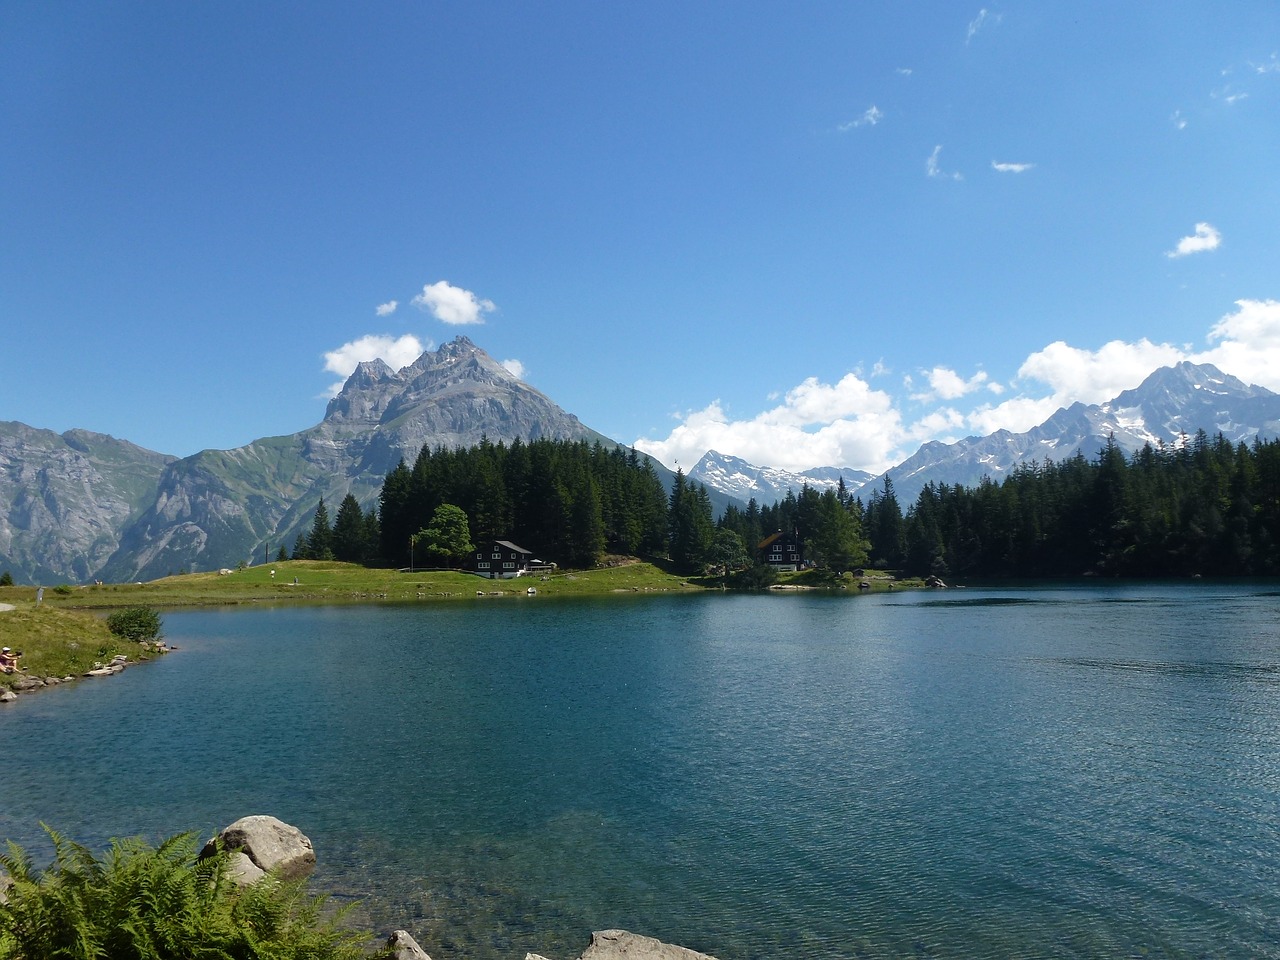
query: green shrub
[
  {"left": 0, "top": 827, "right": 382, "bottom": 960},
  {"left": 105, "top": 606, "right": 163, "bottom": 641},
  {"left": 0, "top": 571, "right": 13, "bottom": 587}
]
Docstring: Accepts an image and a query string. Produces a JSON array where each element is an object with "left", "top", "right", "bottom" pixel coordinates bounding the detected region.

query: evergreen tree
[
  {"left": 306, "top": 498, "right": 335, "bottom": 561},
  {"left": 379, "top": 459, "right": 413, "bottom": 565},
  {"left": 332, "top": 493, "right": 368, "bottom": 563}
]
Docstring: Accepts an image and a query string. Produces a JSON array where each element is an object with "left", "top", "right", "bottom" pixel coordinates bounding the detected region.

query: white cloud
[
  {"left": 635, "top": 300, "right": 1280, "bottom": 476},
  {"left": 1194, "top": 299, "right": 1280, "bottom": 391},
  {"left": 913, "top": 366, "right": 990, "bottom": 402},
  {"left": 501, "top": 358, "right": 527, "bottom": 380},
  {"left": 992, "top": 160, "right": 1034, "bottom": 173},
  {"left": 1172, "top": 109, "right": 1188, "bottom": 130},
  {"left": 322, "top": 333, "right": 427, "bottom": 397},
  {"left": 926, "top": 145, "right": 963, "bottom": 180},
  {"left": 411, "top": 280, "right": 496, "bottom": 325},
  {"left": 1166, "top": 222, "right": 1222, "bottom": 258},
  {"left": 966, "top": 8, "right": 1000, "bottom": 43},
  {"left": 896, "top": 67, "right": 913, "bottom": 76},
  {"left": 1254, "top": 53, "right": 1280, "bottom": 75},
  {"left": 838, "top": 105, "right": 884, "bottom": 131},
  {"left": 376, "top": 300, "right": 398, "bottom": 316},
  {"left": 635, "top": 372, "right": 904, "bottom": 474}
]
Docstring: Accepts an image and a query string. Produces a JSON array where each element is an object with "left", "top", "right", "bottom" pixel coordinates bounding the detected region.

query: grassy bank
[
  {"left": 0, "top": 560, "right": 913, "bottom": 690},
  {"left": 0, "top": 605, "right": 144, "bottom": 688}
]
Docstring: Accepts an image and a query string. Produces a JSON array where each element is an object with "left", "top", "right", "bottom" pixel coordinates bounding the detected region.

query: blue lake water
[{"left": 3, "top": 583, "right": 1280, "bottom": 958}]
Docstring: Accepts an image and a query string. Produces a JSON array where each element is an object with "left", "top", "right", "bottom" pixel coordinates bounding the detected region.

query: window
[
  {"left": 503, "top": 561, "right": 515, "bottom": 569},
  {"left": 478, "top": 562, "right": 490, "bottom": 570}
]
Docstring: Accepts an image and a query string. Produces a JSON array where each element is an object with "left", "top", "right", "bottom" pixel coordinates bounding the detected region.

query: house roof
[{"left": 493, "top": 540, "right": 533, "bottom": 555}]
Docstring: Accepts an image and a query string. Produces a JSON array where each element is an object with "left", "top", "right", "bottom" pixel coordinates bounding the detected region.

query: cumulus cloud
[
  {"left": 635, "top": 372, "right": 904, "bottom": 474},
  {"left": 412, "top": 280, "right": 496, "bottom": 325},
  {"left": 636, "top": 300, "right": 1280, "bottom": 475},
  {"left": 838, "top": 105, "right": 884, "bottom": 131},
  {"left": 926, "top": 145, "right": 963, "bottom": 180},
  {"left": 1195, "top": 299, "right": 1280, "bottom": 391},
  {"left": 376, "top": 300, "right": 398, "bottom": 316},
  {"left": 501, "top": 358, "right": 527, "bottom": 380},
  {"left": 992, "top": 161, "right": 1034, "bottom": 173},
  {"left": 1166, "top": 222, "right": 1222, "bottom": 258},
  {"left": 322, "top": 333, "right": 427, "bottom": 397},
  {"left": 913, "top": 367, "right": 991, "bottom": 402}
]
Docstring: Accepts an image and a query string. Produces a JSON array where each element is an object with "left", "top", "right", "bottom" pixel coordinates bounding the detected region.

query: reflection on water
[{"left": 2, "top": 582, "right": 1280, "bottom": 958}]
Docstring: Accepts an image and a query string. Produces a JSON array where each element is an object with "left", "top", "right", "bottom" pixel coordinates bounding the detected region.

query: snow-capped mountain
[
  {"left": 688, "top": 450, "right": 875, "bottom": 505},
  {"left": 877, "top": 361, "right": 1280, "bottom": 506}
]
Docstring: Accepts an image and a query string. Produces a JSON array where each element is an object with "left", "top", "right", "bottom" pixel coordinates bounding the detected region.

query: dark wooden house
[
  {"left": 474, "top": 540, "right": 558, "bottom": 579},
  {"left": 758, "top": 531, "right": 804, "bottom": 572}
]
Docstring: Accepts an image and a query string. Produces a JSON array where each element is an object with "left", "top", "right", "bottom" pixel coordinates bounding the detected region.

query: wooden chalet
[
  {"left": 758, "top": 531, "right": 803, "bottom": 572},
  {"left": 473, "top": 540, "right": 555, "bottom": 579}
]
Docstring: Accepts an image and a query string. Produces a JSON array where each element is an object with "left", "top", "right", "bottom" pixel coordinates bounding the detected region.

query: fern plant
[{"left": 0, "top": 826, "right": 383, "bottom": 960}]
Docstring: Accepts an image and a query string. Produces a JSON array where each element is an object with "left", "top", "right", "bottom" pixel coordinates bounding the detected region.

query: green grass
[
  {"left": 0, "top": 605, "right": 146, "bottom": 689},
  {"left": 0, "top": 558, "right": 702, "bottom": 613},
  {"left": 0, "top": 560, "right": 915, "bottom": 687}
]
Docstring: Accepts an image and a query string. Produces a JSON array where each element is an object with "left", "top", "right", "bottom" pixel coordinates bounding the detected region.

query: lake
[{"left": 2, "top": 583, "right": 1279, "bottom": 958}]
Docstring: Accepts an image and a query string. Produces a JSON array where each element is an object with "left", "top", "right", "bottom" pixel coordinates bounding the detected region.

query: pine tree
[
  {"left": 332, "top": 494, "right": 368, "bottom": 563},
  {"left": 307, "top": 498, "right": 335, "bottom": 561}
]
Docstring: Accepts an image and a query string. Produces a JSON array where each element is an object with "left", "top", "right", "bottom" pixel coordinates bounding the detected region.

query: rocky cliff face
[
  {"left": 0, "top": 422, "right": 175, "bottom": 583},
  {"left": 98, "top": 338, "right": 612, "bottom": 581}
]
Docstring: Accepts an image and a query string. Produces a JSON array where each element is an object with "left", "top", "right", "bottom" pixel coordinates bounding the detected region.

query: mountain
[
  {"left": 97, "top": 337, "right": 621, "bottom": 581},
  {"left": 0, "top": 422, "right": 175, "bottom": 584},
  {"left": 877, "top": 361, "right": 1280, "bottom": 506},
  {"left": 688, "top": 450, "right": 874, "bottom": 505}
]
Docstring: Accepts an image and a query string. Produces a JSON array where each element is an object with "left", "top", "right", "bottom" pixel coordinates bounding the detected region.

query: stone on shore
[
  {"left": 0, "top": 690, "right": 17, "bottom": 703},
  {"left": 202, "top": 815, "right": 316, "bottom": 885},
  {"left": 386, "top": 929, "right": 434, "bottom": 959},
  {"left": 578, "top": 930, "right": 720, "bottom": 960}
]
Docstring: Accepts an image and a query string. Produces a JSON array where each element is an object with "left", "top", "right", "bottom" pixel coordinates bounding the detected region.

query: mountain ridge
[{"left": 4, "top": 355, "right": 1279, "bottom": 583}]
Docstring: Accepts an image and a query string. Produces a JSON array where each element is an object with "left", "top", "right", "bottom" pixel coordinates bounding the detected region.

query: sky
[{"left": 3, "top": 2, "right": 1279, "bottom": 474}]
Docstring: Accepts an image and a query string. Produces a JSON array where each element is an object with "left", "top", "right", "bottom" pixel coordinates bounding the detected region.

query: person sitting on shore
[{"left": 0, "top": 647, "right": 19, "bottom": 673}]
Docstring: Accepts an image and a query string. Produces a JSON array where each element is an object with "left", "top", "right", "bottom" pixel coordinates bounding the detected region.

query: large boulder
[
  {"left": 203, "top": 815, "right": 315, "bottom": 884},
  {"left": 386, "top": 929, "right": 433, "bottom": 959},
  {"left": 577, "top": 930, "right": 720, "bottom": 960}
]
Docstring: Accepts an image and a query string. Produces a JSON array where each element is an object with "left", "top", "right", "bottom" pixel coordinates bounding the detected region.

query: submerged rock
[
  {"left": 576, "top": 929, "right": 720, "bottom": 960},
  {"left": 387, "top": 929, "right": 433, "bottom": 959}
]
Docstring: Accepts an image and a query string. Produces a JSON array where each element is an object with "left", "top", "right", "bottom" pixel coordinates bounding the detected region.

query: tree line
[
  {"left": 863, "top": 431, "right": 1280, "bottom": 578},
  {"left": 377, "top": 438, "right": 670, "bottom": 569},
  {"left": 294, "top": 430, "right": 1280, "bottom": 580}
]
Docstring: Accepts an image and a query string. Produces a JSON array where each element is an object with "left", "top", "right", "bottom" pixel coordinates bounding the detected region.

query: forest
[{"left": 294, "top": 431, "right": 1280, "bottom": 580}]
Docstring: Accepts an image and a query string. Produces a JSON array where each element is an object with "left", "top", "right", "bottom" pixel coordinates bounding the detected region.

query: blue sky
[{"left": 4, "top": 2, "right": 1279, "bottom": 472}]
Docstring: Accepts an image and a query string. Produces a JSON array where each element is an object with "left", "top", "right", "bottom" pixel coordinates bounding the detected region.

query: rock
[
  {"left": 526, "top": 955, "right": 554, "bottom": 960},
  {"left": 0, "top": 869, "right": 11, "bottom": 904},
  {"left": 223, "top": 851, "right": 266, "bottom": 887},
  {"left": 578, "top": 930, "right": 720, "bottom": 960},
  {"left": 386, "top": 929, "right": 433, "bottom": 959},
  {"left": 12, "top": 677, "right": 45, "bottom": 691},
  {"left": 0, "top": 690, "right": 17, "bottom": 703},
  {"left": 204, "top": 815, "right": 316, "bottom": 883}
]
